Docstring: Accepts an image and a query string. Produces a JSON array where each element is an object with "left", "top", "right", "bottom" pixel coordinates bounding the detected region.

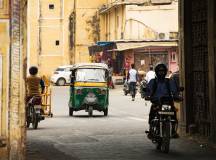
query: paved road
[{"left": 27, "top": 86, "right": 216, "bottom": 160}]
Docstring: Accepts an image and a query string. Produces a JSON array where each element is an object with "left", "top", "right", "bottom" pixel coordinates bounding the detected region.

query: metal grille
[{"left": 191, "top": 0, "right": 210, "bottom": 136}]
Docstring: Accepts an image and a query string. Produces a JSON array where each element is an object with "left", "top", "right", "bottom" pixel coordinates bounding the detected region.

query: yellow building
[
  {"left": 71, "top": 0, "right": 107, "bottom": 64},
  {"left": 28, "top": 0, "right": 73, "bottom": 77},
  {"left": 90, "top": 0, "right": 179, "bottom": 74},
  {"left": 100, "top": 0, "right": 178, "bottom": 41},
  {"left": 28, "top": 0, "right": 107, "bottom": 77},
  {"left": 0, "top": 0, "right": 27, "bottom": 159},
  {"left": 0, "top": 0, "right": 10, "bottom": 156}
]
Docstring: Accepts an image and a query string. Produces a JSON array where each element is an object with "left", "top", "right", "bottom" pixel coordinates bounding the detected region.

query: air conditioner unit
[
  {"left": 159, "top": 33, "right": 165, "bottom": 39},
  {"left": 169, "top": 32, "right": 178, "bottom": 39}
]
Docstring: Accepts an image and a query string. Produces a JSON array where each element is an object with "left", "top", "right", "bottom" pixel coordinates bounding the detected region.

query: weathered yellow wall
[
  {"left": 29, "top": 0, "right": 108, "bottom": 74},
  {"left": 0, "top": 2, "right": 9, "bottom": 156},
  {"left": 75, "top": 0, "right": 107, "bottom": 63},
  {"left": 100, "top": 5, "right": 126, "bottom": 41},
  {"left": 100, "top": 1, "right": 178, "bottom": 41},
  {"left": 0, "top": 20, "right": 9, "bottom": 140},
  {"left": 124, "top": 3, "right": 178, "bottom": 40},
  {"left": 28, "top": 0, "right": 74, "bottom": 77},
  {"left": 28, "top": 0, "right": 39, "bottom": 67},
  {"left": 0, "top": 0, "right": 9, "bottom": 19}
]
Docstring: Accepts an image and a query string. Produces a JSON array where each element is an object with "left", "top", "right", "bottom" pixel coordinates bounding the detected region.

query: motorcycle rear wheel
[
  {"left": 88, "top": 106, "right": 93, "bottom": 117},
  {"left": 32, "top": 113, "right": 39, "bottom": 129}
]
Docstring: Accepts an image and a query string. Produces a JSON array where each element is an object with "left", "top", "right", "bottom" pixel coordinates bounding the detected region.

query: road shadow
[
  {"left": 72, "top": 115, "right": 107, "bottom": 118},
  {"left": 46, "top": 114, "right": 108, "bottom": 119}
]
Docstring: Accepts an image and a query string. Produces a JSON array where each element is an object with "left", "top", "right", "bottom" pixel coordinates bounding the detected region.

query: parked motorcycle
[
  {"left": 139, "top": 79, "right": 147, "bottom": 98},
  {"left": 26, "top": 96, "right": 45, "bottom": 129},
  {"left": 145, "top": 94, "right": 183, "bottom": 153}
]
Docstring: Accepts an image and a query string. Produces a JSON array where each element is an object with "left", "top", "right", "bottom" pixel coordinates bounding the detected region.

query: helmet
[
  {"left": 29, "top": 66, "right": 38, "bottom": 75},
  {"left": 154, "top": 63, "right": 168, "bottom": 79}
]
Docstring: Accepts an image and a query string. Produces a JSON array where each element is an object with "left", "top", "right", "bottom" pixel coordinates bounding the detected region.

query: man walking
[
  {"left": 145, "top": 65, "right": 155, "bottom": 83},
  {"left": 127, "top": 64, "right": 138, "bottom": 101}
]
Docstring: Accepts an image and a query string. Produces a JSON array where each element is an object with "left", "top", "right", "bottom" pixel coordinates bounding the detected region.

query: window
[
  {"left": 55, "top": 40, "right": 60, "bottom": 46},
  {"left": 76, "top": 69, "right": 106, "bottom": 82},
  {"left": 49, "top": 4, "right": 54, "bottom": 9}
]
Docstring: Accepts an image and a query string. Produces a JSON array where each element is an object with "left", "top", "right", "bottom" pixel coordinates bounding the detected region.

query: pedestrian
[
  {"left": 145, "top": 65, "right": 155, "bottom": 83},
  {"left": 127, "top": 64, "right": 139, "bottom": 101},
  {"left": 108, "top": 64, "right": 115, "bottom": 89}
]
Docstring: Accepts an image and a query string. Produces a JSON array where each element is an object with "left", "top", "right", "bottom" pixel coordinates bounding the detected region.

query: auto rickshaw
[{"left": 68, "top": 63, "right": 109, "bottom": 117}]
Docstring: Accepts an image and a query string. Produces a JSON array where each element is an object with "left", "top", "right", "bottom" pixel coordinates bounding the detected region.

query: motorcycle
[
  {"left": 26, "top": 96, "right": 45, "bottom": 129},
  {"left": 145, "top": 94, "right": 183, "bottom": 153},
  {"left": 139, "top": 79, "right": 147, "bottom": 98}
]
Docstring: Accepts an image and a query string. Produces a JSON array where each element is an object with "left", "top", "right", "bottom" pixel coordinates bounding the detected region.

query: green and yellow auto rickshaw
[{"left": 68, "top": 63, "right": 109, "bottom": 117}]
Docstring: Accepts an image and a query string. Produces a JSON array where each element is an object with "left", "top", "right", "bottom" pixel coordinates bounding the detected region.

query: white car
[{"left": 50, "top": 65, "right": 74, "bottom": 86}]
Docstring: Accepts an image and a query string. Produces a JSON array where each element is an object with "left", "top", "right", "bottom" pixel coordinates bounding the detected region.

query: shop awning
[{"left": 114, "top": 41, "right": 178, "bottom": 51}]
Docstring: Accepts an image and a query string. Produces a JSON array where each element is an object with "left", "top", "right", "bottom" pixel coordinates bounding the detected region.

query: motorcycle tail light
[{"left": 76, "top": 89, "right": 82, "bottom": 95}]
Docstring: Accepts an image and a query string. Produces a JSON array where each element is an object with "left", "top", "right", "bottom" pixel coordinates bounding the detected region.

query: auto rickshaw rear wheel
[
  {"left": 69, "top": 108, "right": 73, "bottom": 116},
  {"left": 88, "top": 106, "right": 93, "bottom": 117},
  {"left": 104, "top": 108, "right": 108, "bottom": 116}
]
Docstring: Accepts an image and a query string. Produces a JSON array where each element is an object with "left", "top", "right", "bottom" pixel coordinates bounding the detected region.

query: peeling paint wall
[
  {"left": 28, "top": 0, "right": 107, "bottom": 72},
  {"left": 0, "top": 0, "right": 10, "bottom": 159},
  {"left": 125, "top": 2, "right": 178, "bottom": 40},
  {"left": 28, "top": 0, "right": 74, "bottom": 77},
  {"left": 0, "top": 0, "right": 26, "bottom": 159},
  {"left": 100, "top": 4, "right": 126, "bottom": 41},
  {"left": 8, "top": 0, "right": 26, "bottom": 159},
  {"left": 73, "top": 0, "right": 107, "bottom": 63},
  {"left": 100, "top": 1, "right": 178, "bottom": 41}
]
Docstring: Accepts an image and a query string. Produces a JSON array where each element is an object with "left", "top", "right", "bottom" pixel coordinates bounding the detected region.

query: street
[{"left": 27, "top": 86, "right": 216, "bottom": 160}]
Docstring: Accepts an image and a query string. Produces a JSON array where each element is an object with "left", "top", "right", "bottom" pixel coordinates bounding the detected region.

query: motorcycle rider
[
  {"left": 127, "top": 64, "right": 139, "bottom": 101},
  {"left": 26, "top": 66, "right": 45, "bottom": 115},
  {"left": 26, "top": 66, "right": 45, "bottom": 97},
  {"left": 145, "top": 63, "right": 179, "bottom": 138}
]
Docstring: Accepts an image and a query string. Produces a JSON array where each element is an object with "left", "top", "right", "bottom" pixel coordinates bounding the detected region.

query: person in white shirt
[
  {"left": 145, "top": 66, "right": 156, "bottom": 83},
  {"left": 127, "top": 64, "right": 139, "bottom": 101}
]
